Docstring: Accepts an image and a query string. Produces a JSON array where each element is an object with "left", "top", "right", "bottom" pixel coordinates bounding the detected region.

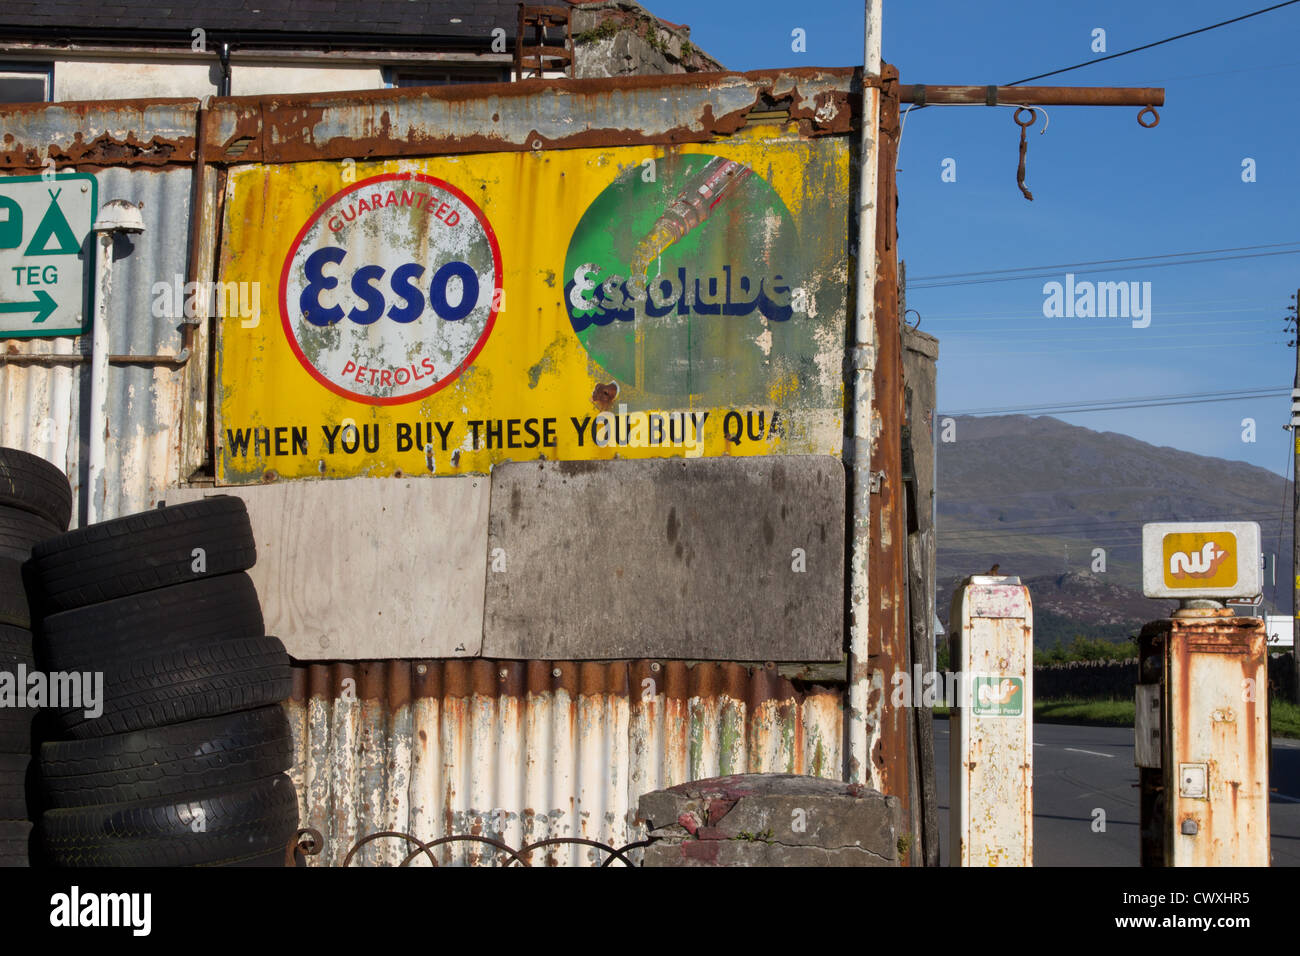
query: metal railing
[{"left": 291, "top": 827, "right": 652, "bottom": 867}]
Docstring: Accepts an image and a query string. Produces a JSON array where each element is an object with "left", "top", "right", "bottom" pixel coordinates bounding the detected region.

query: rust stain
[
  {"left": 0, "top": 96, "right": 198, "bottom": 170},
  {"left": 590, "top": 381, "right": 619, "bottom": 410}
]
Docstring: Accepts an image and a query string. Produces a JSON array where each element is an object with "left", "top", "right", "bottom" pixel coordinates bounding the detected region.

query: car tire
[
  {"left": 0, "top": 448, "right": 72, "bottom": 531},
  {"left": 0, "top": 754, "right": 31, "bottom": 821},
  {"left": 55, "top": 635, "right": 292, "bottom": 739},
  {"left": 0, "top": 624, "right": 33, "bottom": 665},
  {"left": 213, "top": 846, "right": 289, "bottom": 867},
  {"left": 39, "top": 573, "right": 264, "bottom": 672},
  {"left": 27, "top": 496, "right": 255, "bottom": 614},
  {"left": 0, "top": 820, "right": 32, "bottom": 867},
  {"left": 0, "top": 625, "right": 38, "bottom": 754},
  {"left": 0, "top": 506, "right": 61, "bottom": 563},
  {"left": 0, "top": 711, "right": 35, "bottom": 756},
  {"left": 0, "top": 560, "right": 30, "bottom": 629},
  {"left": 42, "top": 773, "right": 298, "bottom": 867},
  {"left": 41, "top": 705, "right": 292, "bottom": 808}
]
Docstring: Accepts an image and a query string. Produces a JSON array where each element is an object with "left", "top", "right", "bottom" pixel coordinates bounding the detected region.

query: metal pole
[
  {"left": 86, "top": 231, "right": 114, "bottom": 526},
  {"left": 1293, "top": 288, "right": 1300, "bottom": 701},
  {"left": 847, "top": 0, "right": 882, "bottom": 785},
  {"left": 85, "top": 200, "right": 145, "bottom": 526},
  {"left": 898, "top": 84, "right": 1164, "bottom": 107}
]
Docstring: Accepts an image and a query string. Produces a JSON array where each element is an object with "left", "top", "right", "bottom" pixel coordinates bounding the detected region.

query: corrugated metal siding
[
  {"left": 1, "top": 167, "right": 195, "bottom": 525},
  {"left": 286, "top": 659, "right": 845, "bottom": 866}
]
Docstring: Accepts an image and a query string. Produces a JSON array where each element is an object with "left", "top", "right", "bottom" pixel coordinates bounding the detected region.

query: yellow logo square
[{"left": 1162, "top": 532, "right": 1237, "bottom": 589}]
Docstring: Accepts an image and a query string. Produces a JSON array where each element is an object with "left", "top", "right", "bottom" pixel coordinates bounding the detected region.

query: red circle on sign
[{"left": 277, "top": 172, "right": 503, "bottom": 406}]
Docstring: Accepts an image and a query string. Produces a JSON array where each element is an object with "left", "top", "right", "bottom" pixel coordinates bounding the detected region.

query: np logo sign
[
  {"left": 279, "top": 173, "right": 501, "bottom": 405},
  {"left": 1141, "top": 521, "right": 1261, "bottom": 600},
  {"left": 973, "top": 676, "right": 1023, "bottom": 717}
]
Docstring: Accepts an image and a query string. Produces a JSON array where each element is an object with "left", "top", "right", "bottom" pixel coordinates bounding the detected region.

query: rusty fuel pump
[{"left": 1137, "top": 522, "right": 1270, "bottom": 866}]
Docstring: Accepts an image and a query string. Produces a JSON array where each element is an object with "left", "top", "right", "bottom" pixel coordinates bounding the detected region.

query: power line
[
  {"left": 933, "top": 314, "right": 1277, "bottom": 332},
  {"left": 934, "top": 297, "right": 1272, "bottom": 317},
  {"left": 939, "top": 485, "right": 1289, "bottom": 504},
  {"left": 1007, "top": 0, "right": 1300, "bottom": 85},
  {"left": 957, "top": 340, "right": 1286, "bottom": 357},
  {"left": 909, "top": 248, "right": 1300, "bottom": 290},
  {"left": 940, "top": 508, "right": 1290, "bottom": 535},
  {"left": 944, "top": 386, "right": 1289, "bottom": 416},
  {"left": 940, "top": 517, "right": 1290, "bottom": 543},
  {"left": 910, "top": 241, "right": 1300, "bottom": 283},
  {"left": 938, "top": 329, "right": 1281, "bottom": 344},
  {"left": 1159, "top": 57, "right": 1300, "bottom": 82},
  {"left": 904, "top": 1, "right": 1300, "bottom": 125}
]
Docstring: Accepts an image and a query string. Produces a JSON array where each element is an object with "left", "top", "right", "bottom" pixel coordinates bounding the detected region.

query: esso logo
[{"left": 279, "top": 173, "right": 501, "bottom": 405}]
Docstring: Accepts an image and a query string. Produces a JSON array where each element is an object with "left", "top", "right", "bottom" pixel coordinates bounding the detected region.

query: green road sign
[{"left": 0, "top": 173, "right": 97, "bottom": 338}]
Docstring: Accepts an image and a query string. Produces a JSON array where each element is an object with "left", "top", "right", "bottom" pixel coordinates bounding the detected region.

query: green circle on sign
[{"left": 563, "top": 153, "right": 804, "bottom": 402}]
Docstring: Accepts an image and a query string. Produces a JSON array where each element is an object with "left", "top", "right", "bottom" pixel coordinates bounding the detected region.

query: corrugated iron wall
[
  {"left": 0, "top": 167, "right": 197, "bottom": 525},
  {"left": 1, "top": 74, "right": 884, "bottom": 866},
  {"left": 286, "top": 660, "right": 844, "bottom": 866}
]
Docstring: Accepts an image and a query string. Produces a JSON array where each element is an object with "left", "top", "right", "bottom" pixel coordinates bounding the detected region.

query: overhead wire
[
  {"left": 909, "top": 248, "right": 1300, "bottom": 289},
  {"left": 910, "top": 241, "right": 1300, "bottom": 283},
  {"left": 1006, "top": 0, "right": 1300, "bottom": 85}
]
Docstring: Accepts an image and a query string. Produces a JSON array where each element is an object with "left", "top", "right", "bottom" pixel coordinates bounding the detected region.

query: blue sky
[{"left": 650, "top": 0, "right": 1300, "bottom": 477}]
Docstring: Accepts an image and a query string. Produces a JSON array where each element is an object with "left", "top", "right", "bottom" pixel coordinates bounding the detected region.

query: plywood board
[{"left": 167, "top": 477, "right": 488, "bottom": 659}]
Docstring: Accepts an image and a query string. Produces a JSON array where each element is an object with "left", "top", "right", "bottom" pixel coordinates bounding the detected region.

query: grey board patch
[{"left": 482, "top": 455, "right": 845, "bottom": 661}]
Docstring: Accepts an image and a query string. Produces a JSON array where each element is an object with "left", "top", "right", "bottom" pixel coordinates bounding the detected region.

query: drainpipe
[
  {"left": 847, "top": 0, "right": 883, "bottom": 786},
  {"left": 218, "top": 43, "right": 232, "bottom": 96},
  {"left": 87, "top": 199, "right": 146, "bottom": 525}
]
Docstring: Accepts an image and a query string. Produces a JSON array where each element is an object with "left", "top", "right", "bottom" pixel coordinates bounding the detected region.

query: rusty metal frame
[
  {"left": 515, "top": 4, "right": 573, "bottom": 79},
  {"left": 866, "top": 62, "right": 911, "bottom": 847},
  {"left": 0, "top": 69, "right": 858, "bottom": 172},
  {"left": 899, "top": 84, "right": 1164, "bottom": 107}
]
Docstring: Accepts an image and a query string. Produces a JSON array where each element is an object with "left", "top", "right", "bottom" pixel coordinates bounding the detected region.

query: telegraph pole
[{"left": 1291, "top": 290, "right": 1300, "bottom": 701}]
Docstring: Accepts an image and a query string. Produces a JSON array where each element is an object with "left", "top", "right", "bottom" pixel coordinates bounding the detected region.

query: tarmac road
[{"left": 934, "top": 719, "right": 1300, "bottom": 866}]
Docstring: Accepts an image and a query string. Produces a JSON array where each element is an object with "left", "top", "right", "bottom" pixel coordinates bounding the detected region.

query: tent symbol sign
[{"left": 0, "top": 173, "right": 97, "bottom": 338}]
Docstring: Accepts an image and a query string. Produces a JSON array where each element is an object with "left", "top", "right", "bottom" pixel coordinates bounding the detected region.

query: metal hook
[
  {"left": 1137, "top": 106, "right": 1160, "bottom": 128},
  {"left": 1013, "top": 108, "right": 1035, "bottom": 202}
]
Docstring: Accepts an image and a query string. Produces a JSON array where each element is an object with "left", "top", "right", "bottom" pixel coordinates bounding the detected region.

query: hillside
[{"left": 936, "top": 415, "right": 1292, "bottom": 643}]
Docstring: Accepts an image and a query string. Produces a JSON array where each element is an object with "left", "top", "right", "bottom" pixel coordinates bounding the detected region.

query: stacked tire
[
  {"left": 0, "top": 448, "right": 72, "bottom": 867},
  {"left": 25, "top": 493, "right": 298, "bottom": 867}
]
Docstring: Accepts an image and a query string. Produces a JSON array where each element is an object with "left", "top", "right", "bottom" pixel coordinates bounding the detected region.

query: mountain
[{"left": 935, "top": 415, "right": 1292, "bottom": 644}]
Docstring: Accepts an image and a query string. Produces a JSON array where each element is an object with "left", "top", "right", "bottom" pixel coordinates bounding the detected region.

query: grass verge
[
  {"left": 1032, "top": 697, "right": 1300, "bottom": 738},
  {"left": 1034, "top": 698, "right": 1133, "bottom": 728}
]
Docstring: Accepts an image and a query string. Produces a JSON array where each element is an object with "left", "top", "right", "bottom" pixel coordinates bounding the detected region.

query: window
[
  {"left": 0, "top": 64, "right": 53, "bottom": 104},
  {"left": 386, "top": 66, "right": 508, "bottom": 89}
]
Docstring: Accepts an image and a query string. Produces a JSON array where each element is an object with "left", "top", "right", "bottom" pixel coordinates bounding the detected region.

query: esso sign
[{"left": 279, "top": 173, "right": 502, "bottom": 405}]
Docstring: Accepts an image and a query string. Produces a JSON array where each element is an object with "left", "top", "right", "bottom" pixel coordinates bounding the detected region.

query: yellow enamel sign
[
  {"left": 215, "top": 129, "right": 849, "bottom": 483},
  {"left": 1161, "top": 531, "right": 1238, "bottom": 590}
]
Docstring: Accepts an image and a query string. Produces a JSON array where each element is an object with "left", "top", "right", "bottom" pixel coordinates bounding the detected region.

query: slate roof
[{"left": 0, "top": 0, "right": 538, "bottom": 46}]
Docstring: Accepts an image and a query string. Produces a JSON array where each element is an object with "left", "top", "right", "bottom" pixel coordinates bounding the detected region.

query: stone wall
[
  {"left": 572, "top": 0, "right": 725, "bottom": 78},
  {"left": 639, "top": 773, "right": 902, "bottom": 866}
]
